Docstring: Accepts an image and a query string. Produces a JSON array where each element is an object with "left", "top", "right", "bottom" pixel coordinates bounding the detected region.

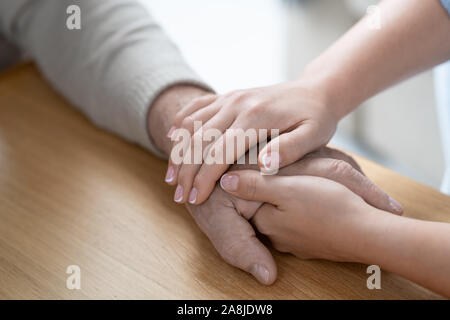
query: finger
[
  {"left": 304, "top": 146, "right": 363, "bottom": 173},
  {"left": 170, "top": 94, "right": 217, "bottom": 132},
  {"left": 166, "top": 103, "right": 222, "bottom": 186},
  {"left": 258, "top": 122, "right": 328, "bottom": 174},
  {"left": 174, "top": 108, "right": 237, "bottom": 203},
  {"left": 325, "top": 148, "right": 363, "bottom": 173},
  {"left": 232, "top": 197, "right": 263, "bottom": 220},
  {"left": 186, "top": 202, "right": 277, "bottom": 285},
  {"left": 177, "top": 102, "right": 223, "bottom": 136},
  {"left": 166, "top": 127, "right": 191, "bottom": 186},
  {"left": 279, "top": 157, "right": 403, "bottom": 215},
  {"left": 219, "top": 170, "right": 285, "bottom": 205},
  {"left": 190, "top": 117, "right": 264, "bottom": 204}
]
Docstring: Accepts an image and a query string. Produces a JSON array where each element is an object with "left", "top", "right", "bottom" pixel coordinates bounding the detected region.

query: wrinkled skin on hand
[{"left": 185, "top": 183, "right": 273, "bottom": 284}]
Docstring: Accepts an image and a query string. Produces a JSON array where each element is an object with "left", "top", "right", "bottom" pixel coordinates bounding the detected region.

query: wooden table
[{"left": 0, "top": 64, "right": 449, "bottom": 300}]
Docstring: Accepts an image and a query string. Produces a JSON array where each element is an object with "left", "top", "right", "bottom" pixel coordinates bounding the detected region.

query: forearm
[
  {"left": 299, "top": 0, "right": 450, "bottom": 119},
  {"left": 358, "top": 209, "right": 450, "bottom": 297}
]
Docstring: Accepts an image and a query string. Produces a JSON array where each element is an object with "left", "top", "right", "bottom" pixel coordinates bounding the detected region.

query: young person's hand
[
  {"left": 219, "top": 170, "right": 381, "bottom": 262},
  {"left": 166, "top": 80, "right": 338, "bottom": 205},
  {"left": 219, "top": 168, "right": 450, "bottom": 298}
]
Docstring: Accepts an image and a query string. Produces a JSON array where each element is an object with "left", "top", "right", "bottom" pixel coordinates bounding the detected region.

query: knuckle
[
  {"left": 232, "top": 198, "right": 261, "bottom": 220},
  {"left": 229, "top": 90, "right": 247, "bottom": 100},
  {"left": 223, "top": 92, "right": 249, "bottom": 112},
  {"left": 364, "top": 180, "right": 380, "bottom": 197},
  {"left": 242, "top": 102, "right": 264, "bottom": 118},
  {"left": 362, "top": 178, "right": 387, "bottom": 202},
  {"left": 329, "top": 159, "right": 355, "bottom": 179},
  {"left": 328, "top": 148, "right": 363, "bottom": 174},
  {"left": 236, "top": 90, "right": 252, "bottom": 101},
  {"left": 345, "top": 155, "right": 363, "bottom": 173}
]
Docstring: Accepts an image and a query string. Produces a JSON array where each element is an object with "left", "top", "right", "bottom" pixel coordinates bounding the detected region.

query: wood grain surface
[{"left": 0, "top": 64, "right": 449, "bottom": 299}]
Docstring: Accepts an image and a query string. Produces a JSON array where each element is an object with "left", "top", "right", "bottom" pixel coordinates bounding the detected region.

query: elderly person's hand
[{"left": 186, "top": 147, "right": 402, "bottom": 284}]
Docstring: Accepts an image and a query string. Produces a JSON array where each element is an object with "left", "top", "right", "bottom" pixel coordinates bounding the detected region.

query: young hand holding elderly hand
[
  {"left": 220, "top": 169, "right": 450, "bottom": 297},
  {"left": 184, "top": 146, "right": 402, "bottom": 285},
  {"left": 220, "top": 170, "right": 375, "bottom": 262},
  {"left": 158, "top": 82, "right": 403, "bottom": 284},
  {"left": 151, "top": 85, "right": 402, "bottom": 285}
]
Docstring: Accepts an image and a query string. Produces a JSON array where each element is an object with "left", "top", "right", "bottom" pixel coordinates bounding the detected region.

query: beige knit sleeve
[{"left": 0, "top": 0, "right": 211, "bottom": 157}]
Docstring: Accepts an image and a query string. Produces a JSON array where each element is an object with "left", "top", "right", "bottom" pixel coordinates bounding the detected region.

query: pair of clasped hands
[{"left": 164, "top": 81, "right": 403, "bottom": 285}]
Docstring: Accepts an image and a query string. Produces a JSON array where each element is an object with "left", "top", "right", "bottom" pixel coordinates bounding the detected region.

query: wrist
[
  {"left": 148, "top": 84, "right": 211, "bottom": 155},
  {"left": 296, "top": 59, "right": 359, "bottom": 120},
  {"left": 352, "top": 207, "right": 409, "bottom": 266}
]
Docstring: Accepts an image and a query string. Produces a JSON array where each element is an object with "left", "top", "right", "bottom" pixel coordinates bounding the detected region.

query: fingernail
[
  {"left": 389, "top": 197, "right": 403, "bottom": 214},
  {"left": 188, "top": 188, "right": 198, "bottom": 204},
  {"left": 167, "top": 126, "right": 176, "bottom": 138},
  {"left": 250, "top": 264, "right": 270, "bottom": 284},
  {"left": 220, "top": 174, "right": 239, "bottom": 191},
  {"left": 261, "top": 152, "right": 280, "bottom": 171},
  {"left": 165, "top": 166, "right": 174, "bottom": 183},
  {"left": 174, "top": 184, "right": 183, "bottom": 202}
]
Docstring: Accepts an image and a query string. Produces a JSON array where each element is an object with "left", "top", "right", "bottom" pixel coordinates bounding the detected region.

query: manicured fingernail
[
  {"left": 165, "top": 166, "right": 174, "bottom": 183},
  {"left": 188, "top": 188, "right": 198, "bottom": 204},
  {"left": 261, "top": 152, "right": 280, "bottom": 171},
  {"left": 250, "top": 264, "right": 270, "bottom": 284},
  {"left": 389, "top": 197, "right": 403, "bottom": 214},
  {"left": 167, "top": 126, "right": 176, "bottom": 138},
  {"left": 174, "top": 184, "right": 183, "bottom": 202},
  {"left": 220, "top": 174, "right": 239, "bottom": 191}
]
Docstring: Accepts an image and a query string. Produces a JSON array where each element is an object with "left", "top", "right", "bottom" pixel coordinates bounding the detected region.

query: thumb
[
  {"left": 186, "top": 203, "right": 277, "bottom": 285},
  {"left": 220, "top": 170, "right": 282, "bottom": 205}
]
